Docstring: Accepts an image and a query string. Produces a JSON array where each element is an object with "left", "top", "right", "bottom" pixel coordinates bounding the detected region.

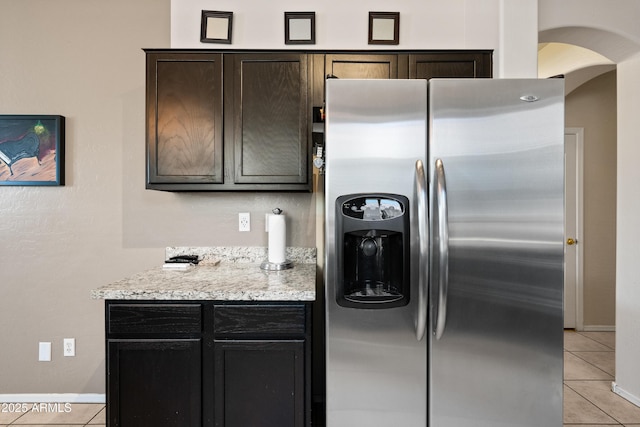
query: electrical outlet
[
  {"left": 63, "top": 338, "right": 75, "bottom": 357},
  {"left": 239, "top": 212, "right": 250, "bottom": 232},
  {"left": 39, "top": 342, "right": 51, "bottom": 362}
]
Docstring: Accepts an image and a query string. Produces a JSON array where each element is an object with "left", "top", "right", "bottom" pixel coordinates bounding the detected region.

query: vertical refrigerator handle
[
  {"left": 433, "top": 158, "right": 449, "bottom": 340},
  {"left": 415, "top": 160, "right": 429, "bottom": 341}
]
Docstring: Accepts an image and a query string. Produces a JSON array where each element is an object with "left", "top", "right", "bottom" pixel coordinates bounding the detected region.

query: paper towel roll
[{"left": 267, "top": 213, "right": 287, "bottom": 264}]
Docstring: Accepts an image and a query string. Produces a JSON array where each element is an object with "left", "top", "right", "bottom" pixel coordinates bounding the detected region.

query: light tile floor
[
  {"left": 0, "top": 404, "right": 104, "bottom": 426},
  {"left": 1, "top": 331, "right": 638, "bottom": 426},
  {"left": 564, "top": 330, "right": 640, "bottom": 426}
]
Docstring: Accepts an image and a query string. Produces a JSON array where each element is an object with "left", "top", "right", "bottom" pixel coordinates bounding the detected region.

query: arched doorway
[
  {"left": 539, "top": 41, "right": 617, "bottom": 332},
  {"left": 538, "top": 15, "right": 640, "bottom": 408}
]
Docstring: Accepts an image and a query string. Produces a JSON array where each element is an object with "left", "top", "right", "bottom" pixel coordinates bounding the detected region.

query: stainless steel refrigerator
[{"left": 324, "top": 78, "right": 564, "bottom": 426}]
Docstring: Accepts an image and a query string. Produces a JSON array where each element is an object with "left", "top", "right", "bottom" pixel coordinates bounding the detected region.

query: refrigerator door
[
  {"left": 428, "top": 79, "right": 565, "bottom": 426},
  {"left": 324, "top": 79, "right": 427, "bottom": 427}
]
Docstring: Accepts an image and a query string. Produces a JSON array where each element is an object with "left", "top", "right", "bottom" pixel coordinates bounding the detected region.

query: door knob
[{"left": 567, "top": 238, "right": 577, "bottom": 246}]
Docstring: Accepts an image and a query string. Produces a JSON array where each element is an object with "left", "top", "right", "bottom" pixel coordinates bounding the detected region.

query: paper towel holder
[
  {"left": 260, "top": 260, "right": 293, "bottom": 270},
  {"left": 261, "top": 208, "right": 294, "bottom": 271}
]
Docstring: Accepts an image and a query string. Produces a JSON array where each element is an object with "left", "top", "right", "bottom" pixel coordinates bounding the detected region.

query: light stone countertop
[{"left": 91, "top": 247, "right": 316, "bottom": 301}]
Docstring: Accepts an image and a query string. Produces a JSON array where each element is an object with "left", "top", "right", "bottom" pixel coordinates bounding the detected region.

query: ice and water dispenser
[{"left": 335, "top": 194, "right": 409, "bottom": 309}]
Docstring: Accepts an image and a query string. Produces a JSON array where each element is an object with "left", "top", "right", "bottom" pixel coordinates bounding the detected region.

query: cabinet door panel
[
  {"left": 409, "top": 52, "right": 492, "bottom": 79},
  {"left": 229, "top": 54, "right": 309, "bottom": 185},
  {"left": 325, "top": 54, "right": 398, "bottom": 79},
  {"left": 214, "top": 340, "right": 305, "bottom": 427},
  {"left": 147, "top": 52, "right": 224, "bottom": 185},
  {"left": 108, "top": 339, "right": 202, "bottom": 427}
]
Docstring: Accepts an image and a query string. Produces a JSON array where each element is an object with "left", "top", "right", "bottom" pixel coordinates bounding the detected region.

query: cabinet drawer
[
  {"left": 108, "top": 303, "right": 202, "bottom": 335},
  {"left": 214, "top": 305, "right": 306, "bottom": 336}
]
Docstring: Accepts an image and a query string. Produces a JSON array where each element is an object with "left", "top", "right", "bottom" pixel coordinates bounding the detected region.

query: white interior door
[{"left": 564, "top": 128, "right": 584, "bottom": 329}]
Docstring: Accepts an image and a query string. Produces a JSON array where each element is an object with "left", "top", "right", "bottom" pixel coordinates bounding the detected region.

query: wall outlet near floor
[
  {"left": 39, "top": 342, "right": 51, "bottom": 362},
  {"left": 239, "top": 212, "right": 250, "bottom": 232},
  {"left": 63, "top": 338, "right": 75, "bottom": 357}
]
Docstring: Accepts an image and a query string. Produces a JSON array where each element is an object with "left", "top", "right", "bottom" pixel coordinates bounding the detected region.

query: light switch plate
[{"left": 39, "top": 342, "right": 51, "bottom": 362}]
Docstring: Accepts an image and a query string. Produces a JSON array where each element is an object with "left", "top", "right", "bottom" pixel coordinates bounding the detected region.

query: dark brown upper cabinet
[
  {"left": 324, "top": 54, "right": 401, "bottom": 79},
  {"left": 146, "top": 50, "right": 492, "bottom": 192},
  {"left": 146, "top": 50, "right": 311, "bottom": 191},
  {"left": 146, "top": 52, "right": 224, "bottom": 187},
  {"left": 409, "top": 51, "right": 492, "bottom": 79},
  {"left": 225, "top": 53, "right": 310, "bottom": 189}
]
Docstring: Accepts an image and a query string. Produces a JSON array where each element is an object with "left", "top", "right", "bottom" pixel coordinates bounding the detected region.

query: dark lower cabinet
[
  {"left": 214, "top": 340, "right": 305, "bottom": 427},
  {"left": 107, "top": 339, "right": 202, "bottom": 427},
  {"left": 105, "top": 301, "right": 311, "bottom": 427},
  {"left": 211, "top": 303, "right": 310, "bottom": 427}
]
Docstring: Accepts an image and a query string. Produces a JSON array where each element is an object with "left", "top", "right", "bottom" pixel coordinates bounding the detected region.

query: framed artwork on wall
[
  {"left": 284, "top": 12, "right": 316, "bottom": 45},
  {"left": 0, "top": 115, "right": 65, "bottom": 186},
  {"left": 368, "top": 12, "right": 400, "bottom": 45},
  {"left": 201, "top": 10, "right": 233, "bottom": 44}
]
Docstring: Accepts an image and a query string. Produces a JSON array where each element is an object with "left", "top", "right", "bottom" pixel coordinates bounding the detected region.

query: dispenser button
[{"left": 361, "top": 238, "right": 378, "bottom": 257}]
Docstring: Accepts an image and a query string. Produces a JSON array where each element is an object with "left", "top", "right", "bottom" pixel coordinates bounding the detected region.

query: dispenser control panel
[{"left": 341, "top": 196, "right": 405, "bottom": 221}]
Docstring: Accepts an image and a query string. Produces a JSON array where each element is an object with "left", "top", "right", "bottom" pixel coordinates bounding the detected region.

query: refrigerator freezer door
[
  {"left": 325, "top": 79, "right": 428, "bottom": 427},
  {"left": 428, "top": 79, "right": 565, "bottom": 426}
]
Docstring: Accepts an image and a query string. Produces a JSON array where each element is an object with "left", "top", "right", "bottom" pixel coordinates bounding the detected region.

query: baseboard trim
[
  {"left": 0, "top": 394, "right": 105, "bottom": 403},
  {"left": 581, "top": 325, "right": 616, "bottom": 332},
  {"left": 612, "top": 382, "right": 640, "bottom": 407}
]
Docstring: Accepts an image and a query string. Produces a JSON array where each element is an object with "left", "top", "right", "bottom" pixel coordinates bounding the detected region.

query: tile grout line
[
  {"left": 564, "top": 379, "right": 626, "bottom": 426},
  {"left": 84, "top": 405, "right": 105, "bottom": 426},
  {"left": 575, "top": 330, "right": 616, "bottom": 351},
  {"left": 6, "top": 408, "right": 27, "bottom": 426},
  {"left": 568, "top": 349, "right": 615, "bottom": 378}
]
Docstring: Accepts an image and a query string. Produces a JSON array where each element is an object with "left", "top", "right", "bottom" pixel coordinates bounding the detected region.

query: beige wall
[
  {"left": 565, "top": 71, "right": 617, "bottom": 327},
  {"left": 615, "top": 52, "right": 640, "bottom": 407},
  {"left": 0, "top": 0, "right": 315, "bottom": 394}
]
